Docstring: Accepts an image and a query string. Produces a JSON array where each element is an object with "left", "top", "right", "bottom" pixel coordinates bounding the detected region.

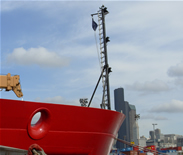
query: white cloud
[
  {"left": 44, "top": 96, "right": 65, "bottom": 103},
  {"left": 43, "top": 96, "right": 80, "bottom": 106},
  {"left": 140, "top": 114, "right": 155, "bottom": 120},
  {"left": 1, "top": 1, "right": 25, "bottom": 12},
  {"left": 167, "top": 62, "right": 183, "bottom": 77},
  {"left": 126, "top": 80, "right": 169, "bottom": 93},
  {"left": 140, "top": 114, "right": 168, "bottom": 121},
  {"left": 174, "top": 78, "right": 183, "bottom": 87},
  {"left": 108, "top": 2, "right": 183, "bottom": 40},
  {"left": 7, "top": 47, "right": 70, "bottom": 68},
  {"left": 150, "top": 99, "right": 183, "bottom": 113},
  {"left": 154, "top": 116, "right": 168, "bottom": 121},
  {"left": 167, "top": 62, "right": 183, "bottom": 88}
]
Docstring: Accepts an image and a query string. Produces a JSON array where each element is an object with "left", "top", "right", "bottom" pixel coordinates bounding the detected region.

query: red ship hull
[{"left": 0, "top": 98, "right": 125, "bottom": 155}]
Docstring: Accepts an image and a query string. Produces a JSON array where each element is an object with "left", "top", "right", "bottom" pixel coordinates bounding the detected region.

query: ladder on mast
[{"left": 91, "top": 5, "right": 111, "bottom": 110}]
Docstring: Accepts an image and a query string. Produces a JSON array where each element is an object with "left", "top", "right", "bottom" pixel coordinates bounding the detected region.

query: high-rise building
[
  {"left": 177, "top": 137, "right": 183, "bottom": 146},
  {"left": 129, "top": 104, "right": 139, "bottom": 145},
  {"left": 150, "top": 131, "right": 155, "bottom": 140},
  {"left": 155, "top": 129, "right": 161, "bottom": 140},
  {"left": 133, "top": 121, "right": 139, "bottom": 145},
  {"left": 114, "top": 88, "right": 139, "bottom": 149}
]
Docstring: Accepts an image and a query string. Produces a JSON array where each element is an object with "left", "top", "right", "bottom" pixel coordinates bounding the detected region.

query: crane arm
[{"left": 0, "top": 73, "right": 23, "bottom": 98}]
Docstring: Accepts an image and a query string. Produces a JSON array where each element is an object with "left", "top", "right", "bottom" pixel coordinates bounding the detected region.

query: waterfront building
[
  {"left": 177, "top": 137, "right": 183, "bottom": 146},
  {"left": 146, "top": 128, "right": 183, "bottom": 148},
  {"left": 155, "top": 129, "right": 161, "bottom": 140},
  {"left": 164, "top": 134, "right": 177, "bottom": 144},
  {"left": 146, "top": 139, "right": 157, "bottom": 146},
  {"left": 139, "top": 136, "right": 147, "bottom": 147},
  {"left": 150, "top": 131, "right": 155, "bottom": 140},
  {"left": 146, "top": 131, "right": 158, "bottom": 146}
]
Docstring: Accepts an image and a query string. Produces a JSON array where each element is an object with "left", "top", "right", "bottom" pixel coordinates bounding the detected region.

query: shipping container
[
  {"left": 146, "top": 152, "right": 154, "bottom": 155},
  {"left": 123, "top": 150, "right": 138, "bottom": 155},
  {"left": 133, "top": 146, "right": 139, "bottom": 151},
  {"left": 144, "top": 145, "right": 156, "bottom": 153},
  {"left": 173, "top": 147, "right": 182, "bottom": 151}
]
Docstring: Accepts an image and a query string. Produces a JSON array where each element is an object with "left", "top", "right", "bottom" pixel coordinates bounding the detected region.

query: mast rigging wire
[
  {"left": 115, "top": 138, "right": 167, "bottom": 155},
  {"left": 92, "top": 17, "right": 101, "bottom": 72}
]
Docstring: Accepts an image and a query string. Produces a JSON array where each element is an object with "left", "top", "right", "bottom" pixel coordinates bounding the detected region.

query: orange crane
[{"left": 0, "top": 73, "right": 23, "bottom": 98}]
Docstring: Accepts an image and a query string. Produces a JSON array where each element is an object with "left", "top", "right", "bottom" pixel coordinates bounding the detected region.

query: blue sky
[{"left": 1, "top": 1, "right": 183, "bottom": 138}]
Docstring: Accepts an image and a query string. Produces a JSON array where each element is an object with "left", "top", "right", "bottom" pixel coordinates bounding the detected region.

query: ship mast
[{"left": 91, "top": 5, "right": 111, "bottom": 110}]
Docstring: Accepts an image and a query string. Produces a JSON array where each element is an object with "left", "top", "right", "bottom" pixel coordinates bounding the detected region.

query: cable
[
  {"left": 115, "top": 138, "right": 167, "bottom": 155},
  {"left": 93, "top": 22, "right": 101, "bottom": 72}
]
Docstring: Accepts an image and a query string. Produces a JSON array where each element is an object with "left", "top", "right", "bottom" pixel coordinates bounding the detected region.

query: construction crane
[{"left": 0, "top": 73, "right": 23, "bottom": 98}]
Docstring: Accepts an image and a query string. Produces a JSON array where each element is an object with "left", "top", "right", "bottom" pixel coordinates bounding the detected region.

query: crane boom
[{"left": 0, "top": 73, "right": 23, "bottom": 98}]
